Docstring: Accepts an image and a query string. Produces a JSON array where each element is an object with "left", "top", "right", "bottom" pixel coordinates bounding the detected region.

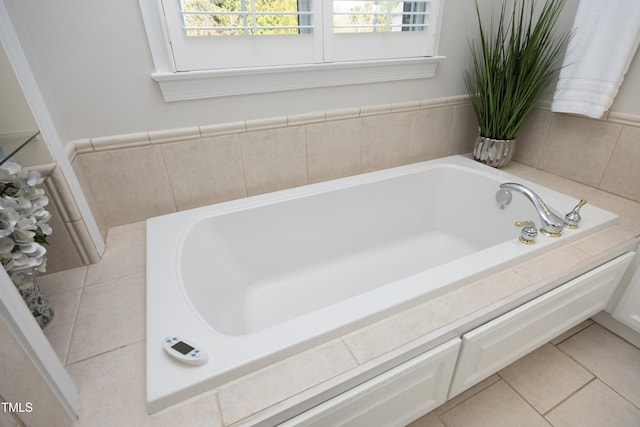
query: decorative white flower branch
[{"left": 0, "top": 160, "right": 52, "bottom": 280}]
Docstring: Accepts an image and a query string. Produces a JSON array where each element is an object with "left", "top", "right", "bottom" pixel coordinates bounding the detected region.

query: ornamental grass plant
[{"left": 464, "top": 0, "right": 571, "bottom": 140}]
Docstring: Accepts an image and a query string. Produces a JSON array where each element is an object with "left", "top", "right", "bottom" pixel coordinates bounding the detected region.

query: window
[{"left": 139, "top": 0, "right": 445, "bottom": 100}]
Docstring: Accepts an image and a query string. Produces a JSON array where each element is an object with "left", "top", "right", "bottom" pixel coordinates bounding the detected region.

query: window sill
[{"left": 151, "top": 56, "right": 445, "bottom": 101}]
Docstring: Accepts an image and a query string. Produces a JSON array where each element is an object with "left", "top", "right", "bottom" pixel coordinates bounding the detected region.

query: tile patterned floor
[
  {"left": 38, "top": 222, "right": 640, "bottom": 426},
  {"left": 411, "top": 321, "right": 640, "bottom": 427}
]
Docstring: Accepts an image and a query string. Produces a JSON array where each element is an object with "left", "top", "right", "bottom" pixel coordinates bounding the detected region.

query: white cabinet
[
  {"left": 613, "top": 256, "right": 640, "bottom": 332},
  {"left": 449, "top": 252, "right": 634, "bottom": 398},
  {"left": 282, "top": 338, "right": 460, "bottom": 427}
]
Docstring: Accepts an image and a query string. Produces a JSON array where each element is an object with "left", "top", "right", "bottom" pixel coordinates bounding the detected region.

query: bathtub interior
[
  {"left": 180, "top": 165, "right": 556, "bottom": 336},
  {"left": 146, "top": 155, "right": 619, "bottom": 413}
]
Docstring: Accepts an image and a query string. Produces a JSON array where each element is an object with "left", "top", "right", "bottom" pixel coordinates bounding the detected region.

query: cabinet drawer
[
  {"left": 613, "top": 254, "right": 640, "bottom": 332},
  {"left": 449, "top": 252, "right": 634, "bottom": 398},
  {"left": 282, "top": 338, "right": 460, "bottom": 427}
]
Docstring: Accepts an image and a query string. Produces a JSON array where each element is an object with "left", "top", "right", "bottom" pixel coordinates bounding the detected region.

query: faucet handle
[
  {"left": 515, "top": 220, "right": 537, "bottom": 245},
  {"left": 564, "top": 199, "right": 587, "bottom": 229}
]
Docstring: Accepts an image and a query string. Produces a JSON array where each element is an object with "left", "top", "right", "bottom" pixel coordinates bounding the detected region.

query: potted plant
[
  {"left": 0, "top": 159, "right": 54, "bottom": 328},
  {"left": 464, "top": 0, "right": 571, "bottom": 167}
]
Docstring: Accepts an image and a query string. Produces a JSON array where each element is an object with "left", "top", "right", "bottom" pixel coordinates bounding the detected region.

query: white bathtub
[{"left": 146, "top": 155, "right": 617, "bottom": 412}]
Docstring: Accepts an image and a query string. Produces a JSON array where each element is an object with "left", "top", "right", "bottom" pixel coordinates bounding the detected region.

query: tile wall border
[
  {"left": 66, "top": 98, "right": 640, "bottom": 160},
  {"left": 66, "top": 96, "right": 474, "bottom": 159}
]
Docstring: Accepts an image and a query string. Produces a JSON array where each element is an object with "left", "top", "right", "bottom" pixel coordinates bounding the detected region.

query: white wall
[
  {"left": 4, "top": 0, "right": 639, "bottom": 142},
  {"left": 0, "top": 42, "right": 36, "bottom": 133}
]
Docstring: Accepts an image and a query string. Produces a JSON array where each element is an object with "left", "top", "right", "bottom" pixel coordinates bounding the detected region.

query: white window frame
[{"left": 139, "top": 0, "right": 446, "bottom": 101}]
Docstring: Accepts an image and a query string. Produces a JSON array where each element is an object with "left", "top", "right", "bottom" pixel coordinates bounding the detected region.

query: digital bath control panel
[{"left": 163, "top": 337, "right": 208, "bottom": 366}]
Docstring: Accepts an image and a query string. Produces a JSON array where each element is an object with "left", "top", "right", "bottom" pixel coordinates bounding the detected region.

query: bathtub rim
[{"left": 145, "top": 154, "right": 619, "bottom": 413}]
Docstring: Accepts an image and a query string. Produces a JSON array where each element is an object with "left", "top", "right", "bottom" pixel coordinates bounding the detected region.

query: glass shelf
[{"left": 0, "top": 130, "right": 41, "bottom": 167}]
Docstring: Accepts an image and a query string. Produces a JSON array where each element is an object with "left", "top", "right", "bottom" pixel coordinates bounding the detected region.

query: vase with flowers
[{"left": 0, "top": 159, "right": 53, "bottom": 328}]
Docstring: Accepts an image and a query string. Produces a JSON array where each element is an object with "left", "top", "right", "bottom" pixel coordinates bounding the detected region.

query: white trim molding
[
  {"left": 0, "top": 0, "right": 105, "bottom": 256},
  {"left": 138, "top": 0, "right": 445, "bottom": 102},
  {"left": 152, "top": 56, "right": 446, "bottom": 102}
]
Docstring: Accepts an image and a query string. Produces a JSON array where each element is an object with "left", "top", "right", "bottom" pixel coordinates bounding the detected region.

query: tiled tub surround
[
  {"left": 43, "top": 165, "right": 101, "bottom": 273},
  {"left": 37, "top": 161, "right": 640, "bottom": 426},
  {"left": 69, "top": 97, "right": 479, "bottom": 235},
  {"left": 69, "top": 98, "right": 640, "bottom": 242}
]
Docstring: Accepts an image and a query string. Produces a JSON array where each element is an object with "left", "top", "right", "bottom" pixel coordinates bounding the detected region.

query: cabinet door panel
[
  {"left": 283, "top": 338, "right": 461, "bottom": 427},
  {"left": 613, "top": 255, "right": 640, "bottom": 332},
  {"left": 449, "top": 252, "right": 634, "bottom": 398}
]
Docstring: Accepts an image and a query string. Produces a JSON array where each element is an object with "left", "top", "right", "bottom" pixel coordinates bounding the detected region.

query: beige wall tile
[
  {"left": 240, "top": 126, "right": 307, "bottom": 196},
  {"left": 161, "top": 136, "right": 247, "bottom": 211},
  {"left": 361, "top": 112, "right": 411, "bottom": 173},
  {"left": 65, "top": 220, "right": 102, "bottom": 265},
  {"left": 408, "top": 106, "right": 454, "bottom": 163},
  {"left": 43, "top": 200, "right": 84, "bottom": 274},
  {"left": 546, "top": 380, "right": 640, "bottom": 427},
  {"left": 85, "top": 225, "right": 145, "bottom": 286},
  {"left": 587, "top": 189, "right": 640, "bottom": 233},
  {"left": 498, "top": 343, "right": 593, "bottom": 414},
  {"left": 71, "top": 157, "right": 108, "bottom": 239},
  {"left": 306, "top": 118, "right": 362, "bottom": 183},
  {"left": 513, "top": 168, "right": 600, "bottom": 201},
  {"left": 46, "top": 165, "right": 82, "bottom": 222},
  {"left": 539, "top": 115, "right": 622, "bottom": 187},
  {"left": 513, "top": 109, "right": 554, "bottom": 168},
  {"left": 448, "top": 103, "right": 478, "bottom": 155},
  {"left": 77, "top": 146, "right": 176, "bottom": 228},
  {"left": 558, "top": 324, "right": 640, "bottom": 407},
  {"left": 599, "top": 125, "right": 640, "bottom": 203}
]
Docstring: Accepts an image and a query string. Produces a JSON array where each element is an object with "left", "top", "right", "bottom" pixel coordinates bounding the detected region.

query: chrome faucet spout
[{"left": 499, "top": 182, "right": 565, "bottom": 237}]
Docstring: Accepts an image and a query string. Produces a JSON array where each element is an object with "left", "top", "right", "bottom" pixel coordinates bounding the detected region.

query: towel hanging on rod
[{"left": 551, "top": 0, "right": 640, "bottom": 119}]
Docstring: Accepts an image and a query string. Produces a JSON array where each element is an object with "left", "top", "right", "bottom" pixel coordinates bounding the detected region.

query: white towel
[{"left": 551, "top": 0, "right": 640, "bottom": 118}]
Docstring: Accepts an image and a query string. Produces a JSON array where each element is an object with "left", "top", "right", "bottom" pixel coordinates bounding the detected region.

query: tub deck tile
[
  {"left": 217, "top": 339, "right": 357, "bottom": 425},
  {"left": 38, "top": 161, "right": 640, "bottom": 426}
]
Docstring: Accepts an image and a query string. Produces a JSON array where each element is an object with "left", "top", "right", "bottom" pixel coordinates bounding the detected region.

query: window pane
[
  {"left": 180, "top": 0, "right": 312, "bottom": 36},
  {"left": 333, "top": 1, "right": 429, "bottom": 33}
]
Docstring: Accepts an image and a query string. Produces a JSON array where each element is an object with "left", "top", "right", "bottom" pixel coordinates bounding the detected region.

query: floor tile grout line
[
  {"left": 496, "top": 374, "right": 552, "bottom": 422},
  {"left": 62, "top": 267, "right": 89, "bottom": 366},
  {"left": 82, "top": 270, "right": 146, "bottom": 290},
  {"left": 65, "top": 266, "right": 145, "bottom": 366},
  {"left": 541, "top": 377, "right": 597, "bottom": 418},
  {"left": 592, "top": 376, "right": 640, "bottom": 412},
  {"left": 434, "top": 376, "right": 501, "bottom": 418},
  {"left": 549, "top": 319, "right": 594, "bottom": 347},
  {"left": 65, "top": 338, "right": 146, "bottom": 368}
]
